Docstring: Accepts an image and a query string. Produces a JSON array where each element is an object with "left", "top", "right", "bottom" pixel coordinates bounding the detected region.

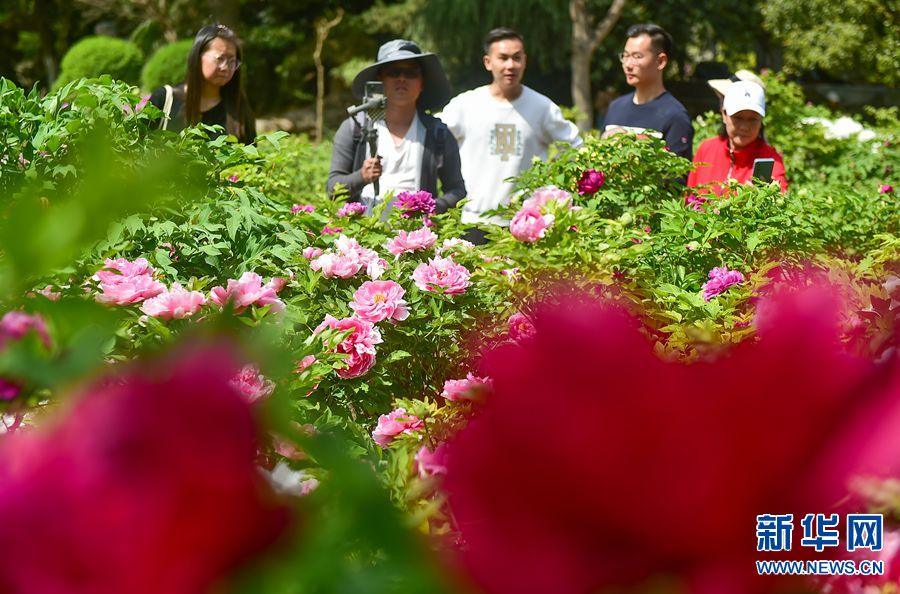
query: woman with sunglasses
[
  {"left": 327, "top": 39, "right": 465, "bottom": 215},
  {"left": 149, "top": 24, "right": 256, "bottom": 144}
]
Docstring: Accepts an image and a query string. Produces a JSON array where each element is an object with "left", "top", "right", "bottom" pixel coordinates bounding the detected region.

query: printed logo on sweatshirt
[{"left": 490, "top": 124, "right": 523, "bottom": 161}]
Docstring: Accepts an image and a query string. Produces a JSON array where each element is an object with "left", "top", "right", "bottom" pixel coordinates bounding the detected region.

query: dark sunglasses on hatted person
[{"left": 382, "top": 66, "right": 422, "bottom": 79}]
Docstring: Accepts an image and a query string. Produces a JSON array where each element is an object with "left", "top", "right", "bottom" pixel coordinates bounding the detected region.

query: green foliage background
[
  {"left": 140, "top": 39, "right": 193, "bottom": 91},
  {"left": 52, "top": 36, "right": 143, "bottom": 91}
]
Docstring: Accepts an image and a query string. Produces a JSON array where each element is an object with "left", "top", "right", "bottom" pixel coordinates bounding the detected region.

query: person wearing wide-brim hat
[{"left": 327, "top": 39, "right": 465, "bottom": 215}]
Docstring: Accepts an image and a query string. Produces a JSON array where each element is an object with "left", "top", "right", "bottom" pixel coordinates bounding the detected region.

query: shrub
[
  {"left": 141, "top": 40, "right": 192, "bottom": 92},
  {"left": 53, "top": 36, "right": 143, "bottom": 91}
]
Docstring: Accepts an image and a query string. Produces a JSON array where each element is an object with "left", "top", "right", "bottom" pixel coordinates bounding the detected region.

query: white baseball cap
[
  {"left": 708, "top": 69, "right": 766, "bottom": 97},
  {"left": 723, "top": 80, "right": 766, "bottom": 117}
]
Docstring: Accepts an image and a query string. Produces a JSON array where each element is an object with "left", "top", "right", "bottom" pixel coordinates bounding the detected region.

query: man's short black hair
[
  {"left": 626, "top": 23, "right": 673, "bottom": 58},
  {"left": 483, "top": 27, "right": 524, "bottom": 55}
]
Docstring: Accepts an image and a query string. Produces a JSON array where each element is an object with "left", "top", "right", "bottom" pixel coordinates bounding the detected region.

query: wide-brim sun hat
[
  {"left": 723, "top": 80, "right": 766, "bottom": 117},
  {"left": 708, "top": 69, "right": 766, "bottom": 97},
  {"left": 352, "top": 39, "right": 452, "bottom": 111}
]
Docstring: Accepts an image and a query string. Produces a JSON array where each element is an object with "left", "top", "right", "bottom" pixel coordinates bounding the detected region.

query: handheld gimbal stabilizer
[{"left": 347, "top": 81, "right": 386, "bottom": 197}]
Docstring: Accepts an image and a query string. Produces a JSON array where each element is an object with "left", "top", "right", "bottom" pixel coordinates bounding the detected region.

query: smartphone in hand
[{"left": 752, "top": 158, "right": 775, "bottom": 183}]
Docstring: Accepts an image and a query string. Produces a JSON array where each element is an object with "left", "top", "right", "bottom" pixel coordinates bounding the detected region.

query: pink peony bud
[{"left": 510, "top": 206, "right": 554, "bottom": 243}]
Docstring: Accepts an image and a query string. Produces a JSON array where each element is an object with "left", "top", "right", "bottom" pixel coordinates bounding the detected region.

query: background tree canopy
[{"left": 0, "top": 0, "right": 896, "bottom": 121}]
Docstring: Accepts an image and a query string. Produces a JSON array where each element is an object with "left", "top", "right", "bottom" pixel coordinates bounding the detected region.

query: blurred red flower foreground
[
  {"left": 0, "top": 344, "right": 289, "bottom": 594},
  {"left": 444, "top": 286, "right": 900, "bottom": 594}
]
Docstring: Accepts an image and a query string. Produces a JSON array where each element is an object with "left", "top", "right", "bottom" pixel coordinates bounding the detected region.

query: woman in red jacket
[{"left": 688, "top": 80, "right": 788, "bottom": 195}]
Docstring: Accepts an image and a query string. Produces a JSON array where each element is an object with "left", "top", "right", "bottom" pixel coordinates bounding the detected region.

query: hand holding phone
[{"left": 752, "top": 158, "right": 775, "bottom": 184}]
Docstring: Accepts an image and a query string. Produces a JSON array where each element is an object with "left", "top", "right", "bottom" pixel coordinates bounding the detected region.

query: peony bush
[{"left": 0, "top": 74, "right": 897, "bottom": 593}]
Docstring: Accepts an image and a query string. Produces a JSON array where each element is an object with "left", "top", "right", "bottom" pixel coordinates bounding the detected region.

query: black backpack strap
[{"left": 350, "top": 114, "right": 367, "bottom": 173}]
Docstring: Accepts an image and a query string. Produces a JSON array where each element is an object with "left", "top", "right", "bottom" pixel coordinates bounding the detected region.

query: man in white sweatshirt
[{"left": 437, "top": 27, "right": 582, "bottom": 239}]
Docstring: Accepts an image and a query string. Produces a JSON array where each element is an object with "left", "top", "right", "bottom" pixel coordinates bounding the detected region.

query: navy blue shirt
[{"left": 604, "top": 91, "right": 694, "bottom": 160}]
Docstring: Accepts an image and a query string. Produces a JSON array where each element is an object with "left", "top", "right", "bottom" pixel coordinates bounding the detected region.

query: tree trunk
[
  {"left": 314, "top": 9, "right": 344, "bottom": 144},
  {"left": 569, "top": 0, "right": 627, "bottom": 132},
  {"left": 34, "top": 0, "right": 59, "bottom": 88}
]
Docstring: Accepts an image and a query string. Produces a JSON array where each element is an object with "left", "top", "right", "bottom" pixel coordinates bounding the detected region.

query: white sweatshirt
[{"left": 437, "top": 85, "right": 582, "bottom": 224}]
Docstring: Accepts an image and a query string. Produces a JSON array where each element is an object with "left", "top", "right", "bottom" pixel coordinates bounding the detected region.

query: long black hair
[{"left": 184, "top": 24, "right": 255, "bottom": 143}]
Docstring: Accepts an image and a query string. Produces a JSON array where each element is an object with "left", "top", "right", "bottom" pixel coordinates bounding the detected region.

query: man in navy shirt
[{"left": 603, "top": 23, "right": 693, "bottom": 160}]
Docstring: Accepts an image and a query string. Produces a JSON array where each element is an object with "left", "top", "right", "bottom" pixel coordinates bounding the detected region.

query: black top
[
  {"left": 148, "top": 83, "right": 252, "bottom": 143},
  {"left": 605, "top": 90, "right": 694, "bottom": 160}
]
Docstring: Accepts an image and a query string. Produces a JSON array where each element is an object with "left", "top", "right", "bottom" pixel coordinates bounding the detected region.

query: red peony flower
[
  {"left": 576, "top": 169, "right": 604, "bottom": 195},
  {"left": 0, "top": 343, "right": 290, "bottom": 594},
  {"left": 444, "top": 285, "right": 900, "bottom": 594}
]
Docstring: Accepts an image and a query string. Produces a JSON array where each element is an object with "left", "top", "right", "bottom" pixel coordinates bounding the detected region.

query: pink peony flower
[
  {"left": 291, "top": 204, "right": 315, "bottom": 214},
  {"left": 140, "top": 283, "right": 207, "bottom": 319},
  {"left": 135, "top": 94, "right": 150, "bottom": 112},
  {"left": 302, "top": 246, "right": 324, "bottom": 260},
  {"left": 314, "top": 315, "right": 383, "bottom": 379},
  {"left": 685, "top": 193, "right": 707, "bottom": 211},
  {"left": 321, "top": 226, "right": 343, "bottom": 235},
  {"left": 1, "top": 312, "right": 51, "bottom": 401},
  {"left": 228, "top": 364, "right": 275, "bottom": 404},
  {"left": 336, "top": 202, "right": 367, "bottom": 217},
  {"left": 437, "top": 238, "right": 475, "bottom": 256},
  {"left": 310, "top": 252, "right": 361, "bottom": 279},
  {"left": 272, "top": 423, "right": 317, "bottom": 461},
  {"left": 576, "top": 169, "right": 605, "bottom": 195},
  {"left": 0, "top": 378, "right": 21, "bottom": 401},
  {"left": 415, "top": 443, "right": 450, "bottom": 479},
  {"left": 266, "top": 276, "right": 288, "bottom": 293},
  {"left": 412, "top": 256, "right": 471, "bottom": 295},
  {"left": 93, "top": 257, "right": 165, "bottom": 306},
  {"left": 34, "top": 285, "right": 61, "bottom": 301},
  {"left": 508, "top": 312, "right": 536, "bottom": 342},
  {"left": 395, "top": 190, "right": 436, "bottom": 218},
  {"left": 366, "top": 256, "right": 388, "bottom": 280},
  {"left": 0, "top": 311, "right": 51, "bottom": 350},
  {"left": 296, "top": 355, "right": 317, "bottom": 372},
  {"left": 96, "top": 274, "right": 166, "bottom": 305},
  {"left": 500, "top": 268, "right": 520, "bottom": 283},
  {"left": 701, "top": 266, "right": 746, "bottom": 301},
  {"left": 349, "top": 280, "right": 410, "bottom": 324},
  {"left": 441, "top": 373, "right": 493, "bottom": 402},
  {"left": 522, "top": 186, "right": 572, "bottom": 211},
  {"left": 879, "top": 184, "right": 893, "bottom": 194},
  {"left": 371, "top": 408, "right": 424, "bottom": 448},
  {"left": 0, "top": 344, "right": 289, "bottom": 594},
  {"left": 510, "top": 206, "right": 554, "bottom": 243},
  {"left": 386, "top": 227, "right": 438, "bottom": 256},
  {"left": 310, "top": 235, "right": 383, "bottom": 280},
  {"left": 227, "top": 174, "right": 239, "bottom": 183},
  {"left": 209, "top": 272, "right": 285, "bottom": 313},
  {"left": 93, "top": 257, "right": 154, "bottom": 283}
]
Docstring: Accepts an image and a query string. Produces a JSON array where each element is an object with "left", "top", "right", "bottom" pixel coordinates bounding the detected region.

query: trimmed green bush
[
  {"left": 141, "top": 40, "right": 192, "bottom": 92},
  {"left": 53, "top": 36, "right": 143, "bottom": 91}
]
